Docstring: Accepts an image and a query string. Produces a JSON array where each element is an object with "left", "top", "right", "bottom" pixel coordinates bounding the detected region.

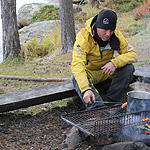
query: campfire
[
  {"left": 61, "top": 91, "right": 150, "bottom": 147},
  {"left": 61, "top": 105, "right": 150, "bottom": 137},
  {"left": 141, "top": 117, "right": 150, "bottom": 134}
]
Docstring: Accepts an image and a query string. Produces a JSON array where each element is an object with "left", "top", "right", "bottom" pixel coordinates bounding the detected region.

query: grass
[
  {"left": 135, "top": 58, "right": 150, "bottom": 66},
  {"left": 0, "top": 53, "right": 72, "bottom": 94},
  {"left": 104, "top": 0, "right": 147, "bottom": 13},
  {"left": 74, "top": 3, "right": 149, "bottom": 38}
]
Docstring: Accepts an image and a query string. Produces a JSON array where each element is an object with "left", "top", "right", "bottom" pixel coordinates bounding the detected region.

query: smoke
[
  {"left": 133, "top": 81, "right": 150, "bottom": 93},
  {"left": 133, "top": 67, "right": 150, "bottom": 92},
  {"left": 120, "top": 112, "right": 148, "bottom": 138},
  {"left": 120, "top": 91, "right": 150, "bottom": 144}
]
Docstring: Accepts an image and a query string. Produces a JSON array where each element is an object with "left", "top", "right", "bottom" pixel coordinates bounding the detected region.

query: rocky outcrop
[
  {"left": 17, "top": 1, "right": 83, "bottom": 29},
  {"left": 17, "top": 3, "right": 47, "bottom": 28},
  {"left": 61, "top": 126, "right": 150, "bottom": 150},
  {"left": 18, "top": 1, "right": 82, "bottom": 46},
  {"left": 19, "top": 20, "right": 60, "bottom": 45},
  {"left": 102, "top": 142, "right": 150, "bottom": 150},
  {"left": 19, "top": 20, "right": 81, "bottom": 46}
]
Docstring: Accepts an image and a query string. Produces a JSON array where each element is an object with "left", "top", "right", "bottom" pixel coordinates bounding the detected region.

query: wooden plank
[
  {"left": 0, "top": 66, "right": 150, "bottom": 113},
  {"left": 0, "top": 80, "right": 77, "bottom": 113}
]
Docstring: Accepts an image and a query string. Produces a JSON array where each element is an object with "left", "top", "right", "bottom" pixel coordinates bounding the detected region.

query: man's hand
[
  {"left": 83, "top": 90, "right": 95, "bottom": 104},
  {"left": 101, "top": 62, "right": 116, "bottom": 75}
]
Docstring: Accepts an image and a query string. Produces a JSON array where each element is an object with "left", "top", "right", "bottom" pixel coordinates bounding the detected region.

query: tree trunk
[
  {"left": 59, "top": 0, "right": 76, "bottom": 54},
  {"left": 1, "top": 0, "right": 21, "bottom": 61}
]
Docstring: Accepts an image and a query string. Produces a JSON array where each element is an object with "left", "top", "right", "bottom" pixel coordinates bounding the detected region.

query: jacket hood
[{"left": 85, "top": 15, "right": 98, "bottom": 36}]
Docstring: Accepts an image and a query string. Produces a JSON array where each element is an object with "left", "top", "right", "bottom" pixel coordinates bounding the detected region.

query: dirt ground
[
  {"left": 1, "top": 83, "right": 150, "bottom": 150},
  {"left": 0, "top": 109, "right": 67, "bottom": 150},
  {"left": 0, "top": 98, "right": 86, "bottom": 150},
  {"left": 0, "top": 54, "right": 150, "bottom": 149}
]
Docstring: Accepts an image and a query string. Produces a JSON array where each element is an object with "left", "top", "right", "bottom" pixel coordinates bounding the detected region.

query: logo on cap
[{"left": 103, "top": 18, "right": 109, "bottom": 25}]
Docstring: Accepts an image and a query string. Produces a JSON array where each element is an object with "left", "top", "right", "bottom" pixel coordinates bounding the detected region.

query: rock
[
  {"left": 17, "top": 19, "right": 29, "bottom": 29},
  {"left": 61, "top": 126, "right": 87, "bottom": 149},
  {"left": 18, "top": 20, "right": 60, "bottom": 45},
  {"left": 73, "top": 0, "right": 88, "bottom": 5},
  {"left": 47, "top": 0, "right": 60, "bottom": 7},
  {"left": 17, "top": 2, "right": 82, "bottom": 44},
  {"left": 17, "top": 2, "right": 83, "bottom": 29},
  {"left": 102, "top": 141, "right": 150, "bottom": 150},
  {"left": 18, "top": 19, "right": 81, "bottom": 46},
  {"left": 134, "top": 134, "right": 150, "bottom": 147},
  {"left": 73, "top": 4, "right": 82, "bottom": 13},
  {"left": 17, "top": 3, "right": 47, "bottom": 24}
]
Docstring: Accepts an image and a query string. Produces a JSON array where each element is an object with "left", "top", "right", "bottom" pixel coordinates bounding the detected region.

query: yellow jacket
[{"left": 71, "top": 16, "right": 138, "bottom": 93}]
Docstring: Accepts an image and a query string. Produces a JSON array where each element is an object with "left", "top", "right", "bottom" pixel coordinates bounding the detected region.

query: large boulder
[
  {"left": 18, "top": 1, "right": 82, "bottom": 46},
  {"left": 102, "top": 142, "right": 150, "bottom": 150},
  {"left": 19, "top": 20, "right": 81, "bottom": 46},
  {"left": 19, "top": 20, "right": 60, "bottom": 45},
  {"left": 17, "top": 3, "right": 47, "bottom": 27}
]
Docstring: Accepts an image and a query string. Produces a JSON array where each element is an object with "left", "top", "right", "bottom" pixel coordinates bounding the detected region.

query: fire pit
[
  {"left": 61, "top": 91, "right": 150, "bottom": 146},
  {"left": 61, "top": 104, "right": 150, "bottom": 138},
  {"left": 61, "top": 105, "right": 122, "bottom": 135}
]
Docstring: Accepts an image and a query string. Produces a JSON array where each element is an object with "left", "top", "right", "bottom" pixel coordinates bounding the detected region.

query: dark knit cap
[{"left": 95, "top": 9, "right": 117, "bottom": 30}]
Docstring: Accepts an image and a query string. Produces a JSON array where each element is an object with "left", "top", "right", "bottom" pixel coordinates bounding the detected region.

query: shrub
[
  {"left": 30, "top": 5, "right": 60, "bottom": 23},
  {"left": 21, "top": 36, "right": 54, "bottom": 61},
  {"left": 104, "top": 0, "right": 147, "bottom": 12},
  {"left": 134, "top": 0, "right": 150, "bottom": 19},
  {"left": 0, "top": 88, "right": 5, "bottom": 94}
]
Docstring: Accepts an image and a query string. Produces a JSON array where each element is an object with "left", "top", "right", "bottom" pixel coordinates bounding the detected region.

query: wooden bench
[{"left": 0, "top": 66, "right": 149, "bottom": 113}]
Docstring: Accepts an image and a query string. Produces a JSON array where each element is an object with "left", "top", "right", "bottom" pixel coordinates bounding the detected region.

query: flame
[
  {"left": 141, "top": 117, "right": 150, "bottom": 134},
  {"left": 124, "top": 115, "right": 150, "bottom": 134},
  {"left": 126, "top": 116, "right": 131, "bottom": 121}
]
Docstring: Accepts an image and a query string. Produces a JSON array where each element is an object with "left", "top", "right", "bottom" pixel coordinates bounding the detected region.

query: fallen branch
[{"left": 0, "top": 75, "right": 70, "bottom": 82}]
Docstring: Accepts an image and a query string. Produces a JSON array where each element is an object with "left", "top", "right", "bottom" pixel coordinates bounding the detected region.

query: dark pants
[{"left": 72, "top": 64, "right": 135, "bottom": 110}]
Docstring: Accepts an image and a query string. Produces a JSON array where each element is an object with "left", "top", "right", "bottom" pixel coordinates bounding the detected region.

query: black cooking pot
[{"left": 127, "top": 91, "right": 150, "bottom": 113}]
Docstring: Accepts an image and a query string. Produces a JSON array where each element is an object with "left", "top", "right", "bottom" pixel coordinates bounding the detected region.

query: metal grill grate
[
  {"left": 94, "top": 110, "right": 150, "bottom": 137},
  {"left": 61, "top": 105, "right": 150, "bottom": 137}
]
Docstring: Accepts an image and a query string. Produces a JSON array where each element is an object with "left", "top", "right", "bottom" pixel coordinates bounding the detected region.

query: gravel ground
[
  {"left": 0, "top": 98, "right": 85, "bottom": 150},
  {"left": 0, "top": 108, "right": 68, "bottom": 150}
]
